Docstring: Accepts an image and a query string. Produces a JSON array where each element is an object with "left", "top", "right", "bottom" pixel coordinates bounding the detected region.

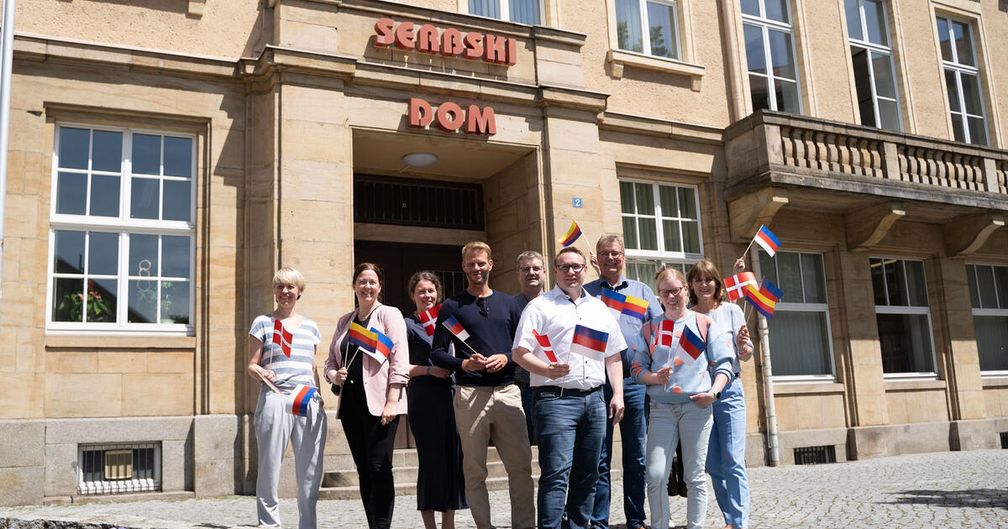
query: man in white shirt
[{"left": 512, "top": 247, "right": 627, "bottom": 529}]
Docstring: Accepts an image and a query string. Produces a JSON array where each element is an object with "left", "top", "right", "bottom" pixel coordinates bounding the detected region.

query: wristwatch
[{"left": 713, "top": 390, "right": 721, "bottom": 399}]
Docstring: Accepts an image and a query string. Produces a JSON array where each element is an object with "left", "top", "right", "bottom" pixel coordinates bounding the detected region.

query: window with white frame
[
  {"left": 741, "top": 0, "right": 801, "bottom": 113},
  {"left": 619, "top": 180, "right": 701, "bottom": 283},
  {"left": 870, "top": 258, "right": 936, "bottom": 375},
  {"left": 845, "top": 0, "right": 901, "bottom": 131},
  {"left": 936, "top": 15, "right": 988, "bottom": 146},
  {"left": 49, "top": 125, "right": 195, "bottom": 332},
  {"left": 758, "top": 250, "right": 834, "bottom": 378},
  {"left": 966, "top": 264, "right": 1008, "bottom": 372},
  {"left": 469, "top": 0, "right": 541, "bottom": 25},
  {"left": 615, "top": 0, "right": 680, "bottom": 59}
]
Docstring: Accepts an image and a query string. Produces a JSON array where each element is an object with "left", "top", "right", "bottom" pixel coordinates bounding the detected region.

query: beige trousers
[{"left": 454, "top": 384, "right": 535, "bottom": 529}]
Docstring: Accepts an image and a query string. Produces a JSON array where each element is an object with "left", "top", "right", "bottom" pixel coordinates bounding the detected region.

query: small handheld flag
[
  {"left": 653, "top": 319, "right": 675, "bottom": 349},
  {"left": 443, "top": 315, "right": 471, "bottom": 341},
  {"left": 570, "top": 324, "right": 608, "bottom": 361},
  {"left": 533, "top": 330, "right": 560, "bottom": 363},
  {"left": 289, "top": 384, "right": 317, "bottom": 417},
  {"left": 418, "top": 304, "right": 441, "bottom": 336},
  {"left": 364, "top": 327, "right": 393, "bottom": 364},
  {"left": 348, "top": 321, "right": 378, "bottom": 352},
  {"left": 256, "top": 369, "right": 282, "bottom": 394},
  {"left": 560, "top": 221, "right": 582, "bottom": 247},
  {"left": 272, "top": 320, "right": 294, "bottom": 357},
  {"left": 599, "top": 289, "right": 648, "bottom": 322},
  {"left": 744, "top": 280, "right": 783, "bottom": 318},
  {"left": 679, "top": 325, "right": 706, "bottom": 360},
  {"left": 723, "top": 272, "right": 758, "bottom": 302},
  {"left": 753, "top": 224, "right": 781, "bottom": 257}
]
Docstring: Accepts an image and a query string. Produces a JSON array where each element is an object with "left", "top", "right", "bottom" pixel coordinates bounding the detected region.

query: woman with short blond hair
[{"left": 247, "top": 267, "right": 326, "bottom": 529}]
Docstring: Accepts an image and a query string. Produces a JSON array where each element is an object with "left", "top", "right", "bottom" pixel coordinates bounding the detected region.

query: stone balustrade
[{"left": 725, "top": 111, "right": 1008, "bottom": 208}]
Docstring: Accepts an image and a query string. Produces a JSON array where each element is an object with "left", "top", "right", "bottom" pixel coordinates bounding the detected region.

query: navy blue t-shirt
[{"left": 430, "top": 289, "right": 521, "bottom": 386}]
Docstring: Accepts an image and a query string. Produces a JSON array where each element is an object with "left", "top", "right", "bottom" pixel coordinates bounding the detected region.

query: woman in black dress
[{"left": 405, "top": 271, "right": 467, "bottom": 529}]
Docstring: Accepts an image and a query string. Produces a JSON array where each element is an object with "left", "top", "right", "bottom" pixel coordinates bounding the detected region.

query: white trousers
[
  {"left": 645, "top": 401, "right": 713, "bottom": 529},
  {"left": 254, "top": 388, "right": 327, "bottom": 529}
]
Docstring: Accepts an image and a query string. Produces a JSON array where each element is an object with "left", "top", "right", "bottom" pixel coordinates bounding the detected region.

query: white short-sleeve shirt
[{"left": 513, "top": 285, "right": 628, "bottom": 390}]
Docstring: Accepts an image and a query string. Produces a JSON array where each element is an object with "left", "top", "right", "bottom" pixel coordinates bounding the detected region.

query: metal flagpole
[
  {"left": 0, "top": 0, "right": 15, "bottom": 310},
  {"left": 749, "top": 245, "right": 781, "bottom": 466}
]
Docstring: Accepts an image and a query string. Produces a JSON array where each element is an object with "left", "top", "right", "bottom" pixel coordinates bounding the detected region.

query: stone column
[{"left": 927, "top": 257, "right": 996, "bottom": 450}]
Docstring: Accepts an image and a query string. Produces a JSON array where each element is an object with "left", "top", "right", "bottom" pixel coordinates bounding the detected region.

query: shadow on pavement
[{"left": 884, "top": 489, "right": 1008, "bottom": 509}]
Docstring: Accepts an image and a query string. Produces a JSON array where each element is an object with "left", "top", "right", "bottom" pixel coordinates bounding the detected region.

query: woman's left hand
[
  {"left": 689, "top": 390, "right": 717, "bottom": 408},
  {"left": 736, "top": 325, "right": 753, "bottom": 361},
  {"left": 380, "top": 401, "right": 397, "bottom": 426}
]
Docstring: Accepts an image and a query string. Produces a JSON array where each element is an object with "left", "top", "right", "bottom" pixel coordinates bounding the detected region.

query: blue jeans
[
  {"left": 707, "top": 376, "right": 750, "bottom": 528},
  {"left": 591, "top": 378, "right": 647, "bottom": 528},
  {"left": 645, "top": 401, "right": 713, "bottom": 529},
  {"left": 535, "top": 387, "right": 606, "bottom": 529}
]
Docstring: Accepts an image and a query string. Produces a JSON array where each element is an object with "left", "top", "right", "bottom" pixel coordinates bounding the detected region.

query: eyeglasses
[
  {"left": 475, "top": 296, "right": 488, "bottom": 316},
  {"left": 599, "top": 251, "right": 623, "bottom": 258},
  {"left": 658, "top": 286, "right": 686, "bottom": 297},
  {"left": 557, "top": 264, "right": 585, "bottom": 273}
]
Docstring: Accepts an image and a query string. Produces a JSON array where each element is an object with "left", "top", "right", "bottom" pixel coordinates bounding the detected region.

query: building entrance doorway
[{"left": 353, "top": 240, "right": 465, "bottom": 315}]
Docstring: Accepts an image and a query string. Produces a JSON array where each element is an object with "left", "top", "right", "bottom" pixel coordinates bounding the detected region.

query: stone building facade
[{"left": 0, "top": 0, "right": 1005, "bottom": 505}]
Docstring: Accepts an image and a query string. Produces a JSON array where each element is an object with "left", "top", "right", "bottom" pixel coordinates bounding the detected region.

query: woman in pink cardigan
[{"left": 324, "top": 262, "right": 409, "bottom": 529}]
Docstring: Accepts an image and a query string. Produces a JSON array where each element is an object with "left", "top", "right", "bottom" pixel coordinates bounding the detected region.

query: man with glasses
[
  {"left": 431, "top": 241, "right": 535, "bottom": 529},
  {"left": 514, "top": 250, "right": 546, "bottom": 443},
  {"left": 585, "top": 234, "right": 662, "bottom": 529},
  {"left": 513, "top": 246, "right": 627, "bottom": 529}
]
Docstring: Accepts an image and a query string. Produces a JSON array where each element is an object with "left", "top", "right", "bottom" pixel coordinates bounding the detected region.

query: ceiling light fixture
[{"left": 402, "top": 152, "right": 439, "bottom": 168}]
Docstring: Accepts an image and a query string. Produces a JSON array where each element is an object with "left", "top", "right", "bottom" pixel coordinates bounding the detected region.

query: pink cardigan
[{"left": 325, "top": 303, "right": 410, "bottom": 418}]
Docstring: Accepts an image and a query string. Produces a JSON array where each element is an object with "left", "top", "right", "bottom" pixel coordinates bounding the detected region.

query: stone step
[
  {"left": 323, "top": 447, "right": 540, "bottom": 489},
  {"left": 319, "top": 475, "right": 518, "bottom": 501},
  {"left": 320, "top": 446, "right": 566, "bottom": 500}
]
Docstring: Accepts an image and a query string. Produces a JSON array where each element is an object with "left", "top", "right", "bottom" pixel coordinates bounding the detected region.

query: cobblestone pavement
[{"left": 3, "top": 450, "right": 1007, "bottom": 528}]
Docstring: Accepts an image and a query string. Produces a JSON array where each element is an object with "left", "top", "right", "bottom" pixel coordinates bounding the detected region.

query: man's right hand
[
  {"left": 462, "top": 353, "right": 489, "bottom": 372},
  {"left": 543, "top": 362, "right": 571, "bottom": 379}
]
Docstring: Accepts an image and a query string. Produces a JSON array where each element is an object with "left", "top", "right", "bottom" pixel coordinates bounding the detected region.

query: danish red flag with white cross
[
  {"left": 723, "top": 272, "right": 758, "bottom": 303},
  {"left": 273, "top": 319, "right": 293, "bottom": 357},
  {"left": 418, "top": 304, "right": 441, "bottom": 337},
  {"left": 655, "top": 319, "right": 675, "bottom": 348}
]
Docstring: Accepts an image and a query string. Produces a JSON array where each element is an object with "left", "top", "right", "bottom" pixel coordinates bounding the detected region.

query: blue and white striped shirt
[{"left": 249, "top": 314, "right": 321, "bottom": 392}]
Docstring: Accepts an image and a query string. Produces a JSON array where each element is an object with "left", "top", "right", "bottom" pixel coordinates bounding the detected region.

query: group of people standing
[{"left": 246, "top": 235, "right": 753, "bottom": 529}]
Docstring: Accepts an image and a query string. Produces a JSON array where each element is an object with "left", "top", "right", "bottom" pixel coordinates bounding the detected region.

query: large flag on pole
[
  {"left": 723, "top": 272, "right": 758, "bottom": 302},
  {"left": 753, "top": 224, "right": 781, "bottom": 257}
]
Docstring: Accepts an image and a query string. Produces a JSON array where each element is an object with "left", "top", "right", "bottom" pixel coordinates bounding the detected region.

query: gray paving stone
[{"left": 1, "top": 450, "right": 1006, "bottom": 528}]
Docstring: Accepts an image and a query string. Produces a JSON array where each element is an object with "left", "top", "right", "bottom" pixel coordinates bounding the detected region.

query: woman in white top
[
  {"left": 246, "top": 267, "right": 326, "bottom": 529},
  {"left": 687, "top": 258, "right": 754, "bottom": 529}
]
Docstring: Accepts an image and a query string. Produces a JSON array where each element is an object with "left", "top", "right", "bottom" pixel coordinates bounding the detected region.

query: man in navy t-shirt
[{"left": 431, "top": 241, "right": 535, "bottom": 529}]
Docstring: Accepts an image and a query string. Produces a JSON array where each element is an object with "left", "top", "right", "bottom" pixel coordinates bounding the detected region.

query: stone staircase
[{"left": 319, "top": 446, "right": 544, "bottom": 500}]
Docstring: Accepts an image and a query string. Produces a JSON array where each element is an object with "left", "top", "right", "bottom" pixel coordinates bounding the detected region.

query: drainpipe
[
  {"left": 0, "top": 0, "right": 16, "bottom": 306},
  {"left": 749, "top": 245, "right": 780, "bottom": 466},
  {"left": 719, "top": 0, "right": 746, "bottom": 123}
]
